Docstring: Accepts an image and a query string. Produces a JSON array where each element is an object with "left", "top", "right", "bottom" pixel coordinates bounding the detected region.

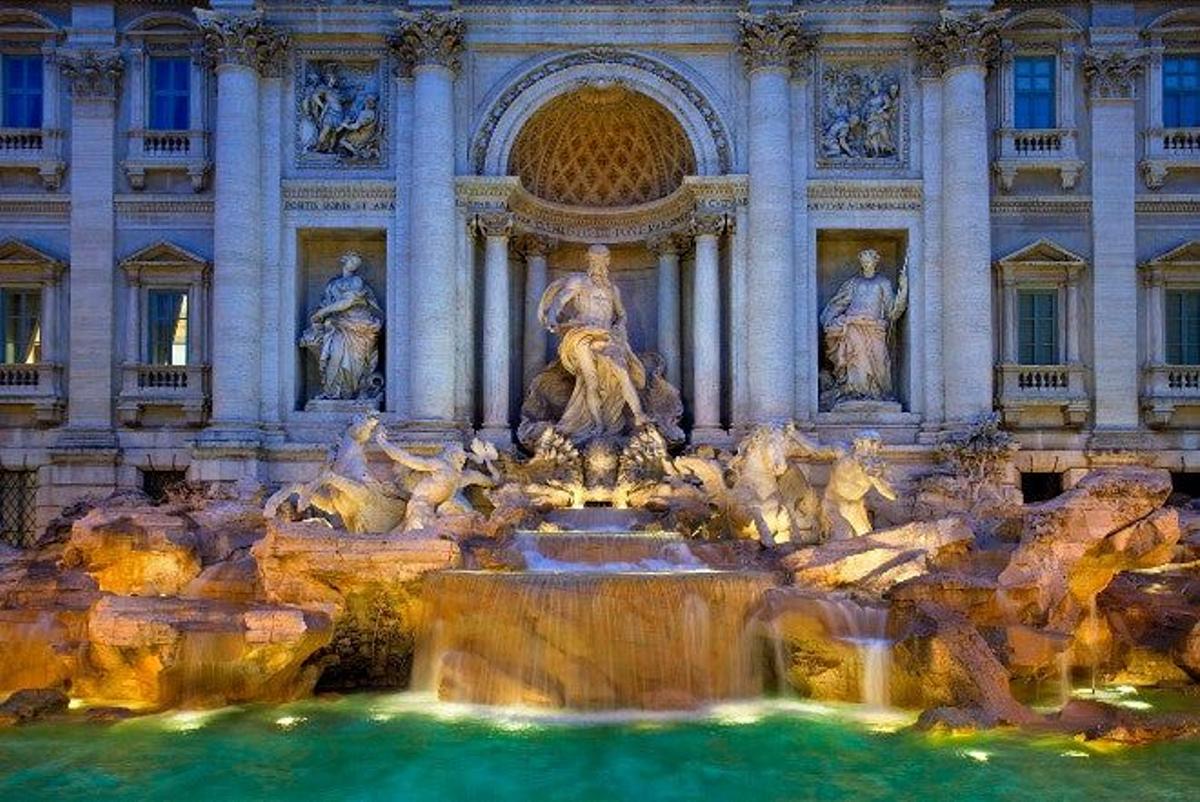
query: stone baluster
[
  {"left": 1084, "top": 48, "right": 1145, "bottom": 431},
  {"left": 57, "top": 48, "right": 124, "bottom": 447},
  {"left": 647, "top": 233, "right": 684, "bottom": 389},
  {"left": 690, "top": 213, "right": 725, "bottom": 439},
  {"left": 516, "top": 234, "right": 553, "bottom": 389},
  {"left": 477, "top": 211, "right": 514, "bottom": 442},
  {"left": 195, "top": 10, "right": 286, "bottom": 444},
  {"left": 915, "top": 10, "right": 1006, "bottom": 422},
  {"left": 392, "top": 11, "right": 465, "bottom": 428},
  {"left": 738, "top": 11, "right": 813, "bottom": 424}
]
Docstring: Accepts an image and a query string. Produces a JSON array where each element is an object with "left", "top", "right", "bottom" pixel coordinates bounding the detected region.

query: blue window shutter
[
  {"left": 1014, "top": 56, "right": 1056, "bottom": 129},
  {"left": 148, "top": 57, "right": 190, "bottom": 130}
]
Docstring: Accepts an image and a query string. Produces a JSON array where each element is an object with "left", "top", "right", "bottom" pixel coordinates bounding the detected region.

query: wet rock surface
[{"left": 0, "top": 688, "right": 69, "bottom": 727}]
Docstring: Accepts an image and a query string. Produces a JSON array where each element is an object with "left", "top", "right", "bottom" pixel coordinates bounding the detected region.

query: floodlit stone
[{"left": 61, "top": 508, "right": 202, "bottom": 596}]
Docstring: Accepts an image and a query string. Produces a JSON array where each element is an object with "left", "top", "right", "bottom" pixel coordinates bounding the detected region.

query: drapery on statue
[
  {"left": 301, "top": 251, "right": 383, "bottom": 401},
  {"left": 518, "top": 244, "right": 683, "bottom": 448},
  {"left": 820, "top": 248, "right": 908, "bottom": 404}
]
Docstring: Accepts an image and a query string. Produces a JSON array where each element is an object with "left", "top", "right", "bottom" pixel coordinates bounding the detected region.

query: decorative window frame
[
  {"left": 0, "top": 238, "right": 64, "bottom": 425},
  {"left": 1141, "top": 240, "right": 1200, "bottom": 427},
  {"left": 993, "top": 10, "right": 1084, "bottom": 192},
  {"left": 122, "top": 13, "right": 210, "bottom": 192},
  {"left": 1142, "top": 10, "right": 1200, "bottom": 189},
  {"left": 994, "top": 239, "right": 1088, "bottom": 428},
  {"left": 117, "top": 241, "right": 210, "bottom": 426},
  {"left": 0, "top": 10, "right": 64, "bottom": 190}
]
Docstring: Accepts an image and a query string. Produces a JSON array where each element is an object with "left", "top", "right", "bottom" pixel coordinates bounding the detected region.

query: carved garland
[
  {"left": 59, "top": 50, "right": 124, "bottom": 100},
  {"left": 470, "top": 48, "right": 732, "bottom": 175},
  {"left": 1082, "top": 48, "right": 1147, "bottom": 100}
]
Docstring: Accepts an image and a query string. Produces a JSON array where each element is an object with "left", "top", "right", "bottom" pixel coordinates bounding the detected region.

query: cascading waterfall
[
  {"left": 811, "top": 597, "right": 893, "bottom": 708},
  {"left": 413, "top": 532, "right": 777, "bottom": 710}
]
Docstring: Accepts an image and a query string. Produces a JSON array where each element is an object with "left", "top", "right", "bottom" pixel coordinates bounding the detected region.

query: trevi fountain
[{"left": 2, "top": 2, "right": 1200, "bottom": 801}]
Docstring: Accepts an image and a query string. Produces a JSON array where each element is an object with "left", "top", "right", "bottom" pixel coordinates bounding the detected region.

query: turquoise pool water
[{"left": 1, "top": 694, "right": 1194, "bottom": 801}]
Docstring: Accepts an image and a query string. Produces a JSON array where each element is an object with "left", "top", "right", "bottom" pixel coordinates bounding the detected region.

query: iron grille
[{"left": 0, "top": 469, "right": 37, "bottom": 548}]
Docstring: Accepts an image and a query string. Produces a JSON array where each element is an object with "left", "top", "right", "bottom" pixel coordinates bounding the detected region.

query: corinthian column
[
  {"left": 57, "top": 49, "right": 124, "bottom": 449},
  {"left": 690, "top": 213, "right": 725, "bottom": 438},
  {"left": 738, "top": 11, "right": 813, "bottom": 423},
  {"left": 915, "top": 10, "right": 1006, "bottom": 422},
  {"left": 516, "top": 234, "right": 553, "bottom": 389},
  {"left": 1084, "top": 48, "right": 1145, "bottom": 432},
  {"left": 392, "top": 11, "right": 465, "bottom": 427},
  {"left": 476, "top": 211, "right": 514, "bottom": 442},
  {"left": 196, "top": 10, "right": 286, "bottom": 440},
  {"left": 647, "top": 233, "right": 683, "bottom": 389}
]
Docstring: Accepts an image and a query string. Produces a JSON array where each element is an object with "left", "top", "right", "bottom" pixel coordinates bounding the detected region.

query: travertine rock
[
  {"left": 890, "top": 601, "right": 1036, "bottom": 724},
  {"left": 252, "top": 519, "right": 461, "bottom": 611},
  {"left": 784, "top": 517, "right": 974, "bottom": 594},
  {"left": 998, "top": 468, "right": 1178, "bottom": 630},
  {"left": 79, "top": 596, "right": 331, "bottom": 709},
  {"left": 0, "top": 688, "right": 69, "bottom": 727},
  {"left": 61, "top": 508, "right": 202, "bottom": 596}
]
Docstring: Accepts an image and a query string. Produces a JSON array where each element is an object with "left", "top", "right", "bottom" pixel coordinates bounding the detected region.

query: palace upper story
[{"left": 0, "top": 0, "right": 1198, "bottom": 538}]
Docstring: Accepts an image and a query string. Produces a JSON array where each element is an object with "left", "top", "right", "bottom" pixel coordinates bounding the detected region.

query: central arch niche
[{"left": 507, "top": 84, "right": 697, "bottom": 209}]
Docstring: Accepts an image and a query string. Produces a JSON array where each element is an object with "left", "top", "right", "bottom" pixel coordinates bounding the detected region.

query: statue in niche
[
  {"left": 301, "top": 251, "right": 383, "bottom": 401},
  {"left": 819, "top": 63, "right": 902, "bottom": 163},
  {"left": 518, "top": 244, "right": 683, "bottom": 449},
  {"left": 820, "top": 248, "right": 907, "bottom": 406},
  {"left": 299, "top": 61, "right": 381, "bottom": 164}
]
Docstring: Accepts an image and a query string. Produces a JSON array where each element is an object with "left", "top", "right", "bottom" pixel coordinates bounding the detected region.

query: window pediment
[
  {"left": 120, "top": 241, "right": 209, "bottom": 284},
  {"left": 997, "top": 239, "right": 1085, "bottom": 284},
  {"left": 0, "top": 10, "right": 60, "bottom": 42},
  {"left": 0, "top": 238, "right": 63, "bottom": 283},
  {"left": 1143, "top": 240, "right": 1200, "bottom": 274}
]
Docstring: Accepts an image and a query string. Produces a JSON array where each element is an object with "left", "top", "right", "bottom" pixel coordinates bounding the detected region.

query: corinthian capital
[
  {"left": 689, "top": 212, "right": 726, "bottom": 239},
  {"left": 196, "top": 9, "right": 289, "bottom": 75},
  {"left": 59, "top": 50, "right": 124, "bottom": 100},
  {"left": 473, "top": 210, "right": 514, "bottom": 239},
  {"left": 913, "top": 9, "right": 1008, "bottom": 76},
  {"left": 737, "top": 11, "right": 816, "bottom": 75},
  {"left": 391, "top": 11, "right": 465, "bottom": 76},
  {"left": 1082, "top": 48, "right": 1147, "bottom": 100}
]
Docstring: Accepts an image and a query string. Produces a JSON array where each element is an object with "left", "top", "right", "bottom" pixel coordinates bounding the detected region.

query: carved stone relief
[
  {"left": 295, "top": 57, "right": 387, "bottom": 169},
  {"left": 817, "top": 60, "right": 905, "bottom": 168}
]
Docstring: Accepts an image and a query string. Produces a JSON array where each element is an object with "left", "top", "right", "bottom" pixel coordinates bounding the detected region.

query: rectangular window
[
  {"left": 148, "top": 57, "right": 190, "bottom": 131},
  {"left": 146, "top": 289, "right": 189, "bottom": 366},
  {"left": 0, "top": 288, "right": 40, "bottom": 364},
  {"left": 1166, "top": 289, "right": 1200, "bottom": 364},
  {"left": 1014, "top": 55, "right": 1056, "bottom": 129},
  {"left": 1, "top": 54, "right": 43, "bottom": 129},
  {"left": 1164, "top": 55, "right": 1200, "bottom": 128},
  {"left": 1018, "top": 290, "right": 1058, "bottom": 365},
  {"left": 0, "top": 469, "right": 37, "bottom": 548}
]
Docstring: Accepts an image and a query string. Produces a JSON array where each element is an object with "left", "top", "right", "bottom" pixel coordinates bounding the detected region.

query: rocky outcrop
[
  {"left": 890, "top": 601, "right": 1037, "bottom": 724},
  {"left": 0, "top": 688, "right": 69, "bottom": 727},
  {"left": 77, "top": 596, "right": 331, "bottom": 709},
  {"left": 1052, "top": 698, "right": 1200, "bottom": 744},
  {"left": 783, "top": 517, "right": 974, "bottom": 595},
  {"left": 61, "top": 508, "right": 202, "bottom": 596},
  {"left": 999, "top": 468, "right": 1180, "bottom": 631},
  {"left": 252, "top": 519, "right": 462, "bottom": 611}
]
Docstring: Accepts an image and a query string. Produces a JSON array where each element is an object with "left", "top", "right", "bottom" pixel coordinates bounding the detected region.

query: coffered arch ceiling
[{"left": 508, "top": 84, "right": 697, "bottom": 209}]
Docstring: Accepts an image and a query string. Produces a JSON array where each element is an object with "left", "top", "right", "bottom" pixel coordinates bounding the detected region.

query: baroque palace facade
[{"left": 0, "top": 0, "right": 1198, "bottom": 537}]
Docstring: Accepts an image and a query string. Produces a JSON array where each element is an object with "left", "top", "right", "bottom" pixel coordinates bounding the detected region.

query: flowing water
[
  {"left": 2, "top": 693, "right": 1197, "bottom": 801},
  {"left": 413, "top": 569, "right": 777, "bottom": 710}
]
